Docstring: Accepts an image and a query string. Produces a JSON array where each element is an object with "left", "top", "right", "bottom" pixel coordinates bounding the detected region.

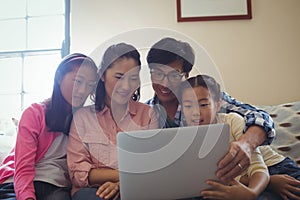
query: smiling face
[
  {"left": 101, "top": 57, "right": 140, "bottom": 107},
  {"left": 182, "top": 86, "right": 221, "bottom": 126},
  {"left": 151, "top": 59, "right": 186, "bottom": 104},
  {"left": 59, "top": 64, "right": 98, "bottom": 108}
]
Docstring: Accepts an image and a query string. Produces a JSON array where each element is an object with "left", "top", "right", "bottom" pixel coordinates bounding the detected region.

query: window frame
[{"left": 0, "top": 0, "right": 70, "bottom": 117}]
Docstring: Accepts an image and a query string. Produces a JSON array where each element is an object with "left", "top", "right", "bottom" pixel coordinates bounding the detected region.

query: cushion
[
  {"left": 0, "top": 117, "right": 17, "bottom": 162},
  {"left": 259, "top": 101, "right": 300, "bottom": 166}
]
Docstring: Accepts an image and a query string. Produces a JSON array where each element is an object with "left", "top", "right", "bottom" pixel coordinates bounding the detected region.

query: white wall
[{"left": 71, "top": 0, "right": 300, "bottom": 105}]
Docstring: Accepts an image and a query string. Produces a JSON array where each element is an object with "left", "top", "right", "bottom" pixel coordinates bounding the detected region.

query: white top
[{"left": 34, "top": 133, "right": 71, "bottom": 187}]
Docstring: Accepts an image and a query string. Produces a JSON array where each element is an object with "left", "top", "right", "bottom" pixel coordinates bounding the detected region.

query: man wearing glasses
[
  {"left": 149, "top": 64, "right": 187, "bottom": 128},
  {"left": 146, "top": 37, "right": 193, "bottom": 128},
  {"left": 145, "top": 37, "right": 275, "bottom": 185}
]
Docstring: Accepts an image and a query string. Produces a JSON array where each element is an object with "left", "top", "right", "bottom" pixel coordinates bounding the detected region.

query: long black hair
[
  {"left": 45, "top": 53, "right": 98, "bottom": 135},
  {"left": 94, "top": 43, "right": 141, "bottom": 112}
]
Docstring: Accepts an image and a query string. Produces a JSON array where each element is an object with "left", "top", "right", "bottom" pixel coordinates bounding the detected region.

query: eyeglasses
[{"left": 150, "top": 69, "right": 186, "bottom": 83}]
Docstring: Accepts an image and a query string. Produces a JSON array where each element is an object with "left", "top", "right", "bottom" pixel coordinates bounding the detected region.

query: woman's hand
[
  {"left": 269, "top": 174, "right": 300, "bottom": 200},
  {"left": 96, "top": 181, "right": 120, "bottom": 200},
  {"left": 201, "top": 179, "right": 256, "bottom": 200}
]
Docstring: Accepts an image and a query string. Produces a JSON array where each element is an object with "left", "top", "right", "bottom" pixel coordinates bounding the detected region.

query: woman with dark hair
[
  {"left": 94, "top": 43, "right": 141, "bottom": 111},
  {"left": 0, "top": 53, "right": 99, "bottom": 200},
  {"left": 67, "top": 43, "right": 157, "bottom": 200}
]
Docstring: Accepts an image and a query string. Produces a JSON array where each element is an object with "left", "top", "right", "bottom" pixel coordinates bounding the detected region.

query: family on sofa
[{"left": 0, "top": 37, "right": 299, "bottom": 200}]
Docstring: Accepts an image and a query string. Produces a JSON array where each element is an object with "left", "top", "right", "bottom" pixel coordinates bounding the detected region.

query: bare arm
[
  {"left": 88, "top": 168, "right": 119, "bottom": 186},
  {"left": 240, "top": 125, "right": 266, "bottom": 151},
  {"left": 247, "top": 172, "right": 269, "bottom": 198}
]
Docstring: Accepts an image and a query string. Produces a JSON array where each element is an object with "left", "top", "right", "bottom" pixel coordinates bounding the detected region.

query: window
[{"left": 0, "top": 0, "right": 70, "bottom": 118}]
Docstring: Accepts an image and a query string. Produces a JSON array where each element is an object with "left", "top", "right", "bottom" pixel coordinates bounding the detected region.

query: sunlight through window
[{"left": 0, "top": 0, "right": 70, "bottom": 118}]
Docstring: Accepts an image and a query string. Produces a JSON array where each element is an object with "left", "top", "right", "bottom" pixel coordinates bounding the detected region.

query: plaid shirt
[{"left": 146, "top": 92, "right": 275, "bottom": 145}]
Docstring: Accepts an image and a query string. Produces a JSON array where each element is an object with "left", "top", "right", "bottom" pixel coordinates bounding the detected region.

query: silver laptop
[{"left": 117, "top": 123, "right": 230, "bottom": 200}]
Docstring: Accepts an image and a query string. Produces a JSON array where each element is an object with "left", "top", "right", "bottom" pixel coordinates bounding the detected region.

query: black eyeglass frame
[{"left": 150, "top": 68, "right": 186, "bottom": 83}]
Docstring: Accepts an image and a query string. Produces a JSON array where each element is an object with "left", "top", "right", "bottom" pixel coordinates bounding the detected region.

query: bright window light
[{"left": 0, "top": 0, "right": 70, "bottom": 118}]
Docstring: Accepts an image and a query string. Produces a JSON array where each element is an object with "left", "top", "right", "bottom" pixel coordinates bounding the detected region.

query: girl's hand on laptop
[
  {"left": 96, "top": 181, "right": 120, "bottom": 200},
  {"left": 201, "top": 179, "right": 256, "bottom": 200}
]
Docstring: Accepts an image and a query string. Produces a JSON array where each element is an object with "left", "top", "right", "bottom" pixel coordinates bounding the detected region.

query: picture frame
[{"left": 177, "top": 0, "right": 252, "bottom": 22}]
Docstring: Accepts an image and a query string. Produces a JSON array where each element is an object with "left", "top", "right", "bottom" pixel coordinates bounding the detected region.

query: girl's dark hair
[
  {"left": 45, "top": 53, "right": 98, "bottom": 135},
  {"left": 180, "top": 74, "right": 222, "bottom": 103},
  {"left": 94, "top": 43, "right": 141, "bottom": 111},
  {"left": 146, "top": 37, "right": 195, "bottom": 73}
]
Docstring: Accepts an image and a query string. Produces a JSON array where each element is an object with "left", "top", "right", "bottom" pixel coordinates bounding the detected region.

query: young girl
[
  {"left": 180, "top": 74, "right": 300, "bottom": 200},
  {"left": 0, "top": 53, "right": 99, "bottom": 200},
  {"left": 180, "top": 74, "right": 269, "bottom": 200},
  {"left": 67, "top": 43, "right": 158, "bottom": 200}
]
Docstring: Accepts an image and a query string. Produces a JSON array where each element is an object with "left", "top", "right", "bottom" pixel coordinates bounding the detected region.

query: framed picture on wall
[{"left": 177, "top": 0, "right": 252, "bottom": 22}]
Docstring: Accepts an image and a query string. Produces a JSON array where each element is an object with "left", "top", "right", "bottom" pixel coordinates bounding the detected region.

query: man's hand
[
  {"left": 269, "top": 174, "right": 300, "bottom": 200},
  {"left": 216, "top": 125, "right": 266, "bottom": 182},
  {"left": 216, "top": 140, "right": 251, "bottom": 182}
]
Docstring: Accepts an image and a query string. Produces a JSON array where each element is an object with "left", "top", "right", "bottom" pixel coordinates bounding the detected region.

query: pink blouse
[{"left": 67, "top": 100, "right": 158, "bottom": 195}]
